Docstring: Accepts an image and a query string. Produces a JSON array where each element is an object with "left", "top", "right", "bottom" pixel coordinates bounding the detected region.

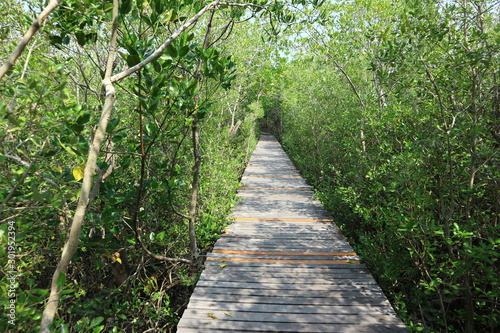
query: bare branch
[
  {"left": 110, "top": 1, "right": 221, "bottom": 83},
  {"left": 136, "top": 230, "right": 192, "bottom": 264},
  {"left": 0, "top": 0, "right": 62, "bottom": 79}
]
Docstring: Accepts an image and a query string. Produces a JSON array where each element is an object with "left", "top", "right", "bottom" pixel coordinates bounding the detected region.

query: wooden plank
[
  {"left": 244, "top": 175, "right": 303, "bottom": 178},
  {"left": 233, "top": 217, "right": 333, "bottom": 222},
  {"left": 203, "top": 261, "right": 368, "bottom": 269},
  {"left": 194, "top": 281, "right": 381, "bottom": 291},
  {"left": 200, "top": 272, "right": 372, "bottom": 281},
  {"left": 237, "top": 193, "right": 311, "bottom": 198},
  {"left": 211, "top": 249, "right": 357, "bottom": 256},
  {"left": 184, "top": 301, "right": 393, "bottom": 315},
  {"left": 178, "top": 309, "right": 404, "bottom": 326},
  {"left": 218, "top": 235, "right": 342, "bottom": 240},
  {"left": 238, "top": 187, "right": 313, "bottom": 190},
  {"left": 207, "top": 254, "right": 360, "bottom": 261},
  {"left": 219, "top": 233, "right": 343, "bottom": 239},
  {"left": 197, "top": 275, "right": 374, "bottom": 285},
  {"left": 224, "top": 225, "right": 335, "bottom": 232},
  {"left": 217, "top": 235, "right": 345, "bottom": 241},
  {"left": 190, "top": 287, "right": 385, "bottom": 298},
  {"left": 214, "top": 244, "right": 350, "bottom": 250},
  {"left": 206, "top": 257, "right": 361, "bottom": 264},
  {"left": 177, "top": 325, "right": 407, "bottom": 333},
  {"left": 214, "top": 246, "right": 355, "bottom": 253},
  {"left": 202, "top": 265, "right": 369, "bottom": 274},
  {"left": 188, "top": 294, "right": 391, "bottom": 306}
]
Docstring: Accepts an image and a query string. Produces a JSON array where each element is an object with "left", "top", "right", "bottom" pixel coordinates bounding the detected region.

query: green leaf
[
  {"left": 75, "top": 32, "right": 86, "bottom": 46},
  {"left": 179, "top": 46, "right": 190, "bottom": 58},
  {"left": 60, "top": 289, "right": 74, "bottom": 295},
  {"left": 126, "top": 54, "right": 141, "bottom": 67},
  {"left": 103, "top": 2, "right": 114, "bottom": 12},
  {"left": 106, "top": 118, "right": 120, "bottom": 134},
  {"left": 91, "top": 317, "right": 104, "bottom": 327},
  {"left": 56, "top": 272, "right": 66, "bottom": 287},
  {"left": 60, "top": 323, "right": 69, "bottom": 333},
  {"left": 0, "top": 102, "right": 6, "bottom": 115},
  {"left": 120, "top": 0, "right": 132, "bottom": 14},
  {"left": 93, "top": 326, "right": 104, "bottom": 333},
  {"left": 166, "top": 44, "right": 178, "bottom": 58},
  {"left": 163, "top": 10, "right": 174, "bottom": 24},
  {"left": 76, "top": 112, "right": 91, "bottom": 125}
]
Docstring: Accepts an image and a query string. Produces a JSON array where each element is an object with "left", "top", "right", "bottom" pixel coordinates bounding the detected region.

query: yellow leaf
[
  {"left": 72, "top": 163, "right": 85, "bottom": 181},
  {"left": 112, "top": 252, "right": 122, "bottom": 264},
  {"left": 163, "top": 10, "right": 173, "bottom": 24},
  {"left": 55, "top": 166, "right": 63, "bottom": 173},
  {"left": 207, "top": 313, "right": 218, "bottom": 320}
]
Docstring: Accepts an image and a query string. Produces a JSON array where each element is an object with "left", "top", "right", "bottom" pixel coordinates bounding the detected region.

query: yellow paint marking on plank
[
  {"left": 212, "top": 249, "right": 357, "bottom": 256},
  {"left": 232, "top": 217, "right": 334, "bottom": 222},
  {"left": 206, "top": 258, "right": 361, "bottom": 264}
]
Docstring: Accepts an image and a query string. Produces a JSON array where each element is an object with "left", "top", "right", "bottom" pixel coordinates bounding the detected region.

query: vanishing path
[{"left": 177, "top": 134, "right": 407, "bottom": 332}]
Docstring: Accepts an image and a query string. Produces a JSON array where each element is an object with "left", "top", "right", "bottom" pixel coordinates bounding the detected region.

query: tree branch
[
  {"left": 110, "top": 1, "right": 221, "bottom": 83},
  {"left": 0, "top": 0, "right": 61, "bottom": 79}
]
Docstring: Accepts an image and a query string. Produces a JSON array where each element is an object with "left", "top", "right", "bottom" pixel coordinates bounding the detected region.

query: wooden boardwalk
[{"left": 177, "top": 134, "right": 407, "bottom": 332}]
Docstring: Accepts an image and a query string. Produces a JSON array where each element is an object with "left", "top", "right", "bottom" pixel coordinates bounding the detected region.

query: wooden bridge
[{"left": 177, "top": 134, "right": 407, "bottom": 332}]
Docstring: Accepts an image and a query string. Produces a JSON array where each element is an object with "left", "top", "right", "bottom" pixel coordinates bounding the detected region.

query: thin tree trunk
[
  {"left": 188, "top": 121, "right": 201, "bottom": 263},
  {"left": 39, "top": 1, "right": 119, "bottom": 331},
  {"left": 186, "top": 9, "right": 216, "bottom": 265}
]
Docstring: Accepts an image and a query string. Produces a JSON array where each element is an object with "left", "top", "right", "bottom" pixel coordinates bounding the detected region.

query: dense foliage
[
  {"left": 0, "top": 0, "right": 278, "bottom": 331},
  {"left": 260, "top": 0, "right": 499, "bottom": 332}
]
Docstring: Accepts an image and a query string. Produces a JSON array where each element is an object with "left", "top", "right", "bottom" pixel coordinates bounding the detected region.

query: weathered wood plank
[
  {"left": 184, "top": 301, "right": 396, "bottom": 315},
  {"left": 205, "top": 257, "right": 361, "bottom": 264},
  {"left": 190, "top": 287, "right": 386, "bottom": 298},
  {"left": 195, "top": 280, "right": 382, "bottom": 291},
  {"left": 197, "top": 276, "right": 375, "bottom": 285},
  {"left": 177, "top": 327, "right": 406, "bottom": 333},
  {"left": 178, "top": 309, "right": 406, "bottom": 332},
  {"left": 212, "top": 249, "right": 357, "bottom": 256},
  {"left": 207, "top": 255, "right": 361, "bottom": 261},
  {"left": 202, "top": 265, "right": 369, "bottom": 274},
  {"left": 233, "top": 217, "right": 334, "bottom": 222},
  {"left": 177, "top": 325, "right": 406, "bottom": 333},
  {"left": 203, "top": 261, "right": 368, "bottom": 269},
  {"left": 238, "top": 187, "right": 313, "bottom": 190},
  {"left": 218, "top": 233, "right": 345, "bottom": 240},
  {"left": 199, "top": 272, "right": 373, "bottom": 282},
  {"left": 188, "top": 294, "right": 393, "bottom": 306}
]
